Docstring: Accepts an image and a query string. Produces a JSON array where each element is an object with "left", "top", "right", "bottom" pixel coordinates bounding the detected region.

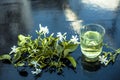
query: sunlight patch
[{"left": 81, "top": 0, "right": 119, "bottom": 11}]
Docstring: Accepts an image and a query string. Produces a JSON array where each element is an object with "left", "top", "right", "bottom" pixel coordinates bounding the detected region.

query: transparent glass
[{"left": 80, "top": 24, "right": 105, "bottom": 62}]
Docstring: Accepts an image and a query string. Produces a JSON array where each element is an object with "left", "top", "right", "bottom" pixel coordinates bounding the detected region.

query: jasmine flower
[
  {"left": 31, "top": 61, "right": 42, "bottom": 75},
  {"left": 57, "top": 32, "right": 67, "bottom": 42},
  {"left": 99, "top": 55, "right": 109, "bottom": 66},
  {"left": 36, "top": 24, "right": 49, "bottom": 36},
  {"left": 31, "top": 61, "right": 40, "bottom": 68},
  {"left": 70, "top": 35, "right": 79, "bottom": 44},
  {"left": 31, "top": 68, "right": 42, "bottom": 75},
  {"left": 9, "top": 45, "right": 17, "bottom": 54},
  {"left": 32, "top": 49, "right": 39, "bottom": 53}
]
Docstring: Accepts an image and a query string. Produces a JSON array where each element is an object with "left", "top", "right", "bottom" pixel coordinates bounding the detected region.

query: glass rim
[{"left": 82, "top": 23, "right": 105, "bottom": 35}]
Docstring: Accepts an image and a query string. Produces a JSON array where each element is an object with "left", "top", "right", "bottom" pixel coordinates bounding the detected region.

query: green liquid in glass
[{"left": 81, "top": 31, "right": 103, "bottom": 61}]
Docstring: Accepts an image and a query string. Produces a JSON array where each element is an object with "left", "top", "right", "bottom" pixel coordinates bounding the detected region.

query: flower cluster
[
  {"left": 36, "top": 24, "right": 49, "bottom": 36},
  {"left": 98, "top": 46, "right": 120, "bottom": 66}
]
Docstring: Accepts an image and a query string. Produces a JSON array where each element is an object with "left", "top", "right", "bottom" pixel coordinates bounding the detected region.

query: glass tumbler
[{"left": 80, "top": 24, "right": 105, "bottom": 62}]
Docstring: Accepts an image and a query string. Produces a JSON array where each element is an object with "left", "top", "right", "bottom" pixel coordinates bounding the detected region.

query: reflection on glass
[{"left": 80, "top": 24, "right": 105, "bottom": 62}]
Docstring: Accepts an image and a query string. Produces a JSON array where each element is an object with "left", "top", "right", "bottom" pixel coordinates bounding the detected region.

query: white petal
[
  {"left": 31, "top": 68, "right": 42, "bottom": 75},
  {"left": 9, "top": 45, "right": 17, "bottom": 54}
]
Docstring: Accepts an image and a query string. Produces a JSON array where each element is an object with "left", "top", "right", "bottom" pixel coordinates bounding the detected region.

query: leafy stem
[{"left": 0, "top": 24, "right": 80, "bottom": 75}]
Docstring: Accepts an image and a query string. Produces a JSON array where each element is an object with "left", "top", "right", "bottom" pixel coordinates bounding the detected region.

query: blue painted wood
[{"left": 0, "top": 0, "right": 120, "bottom": 80}]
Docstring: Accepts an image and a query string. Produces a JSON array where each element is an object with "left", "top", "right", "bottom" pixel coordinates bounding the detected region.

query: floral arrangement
[
  {"left": 0, "top": 24, "right": 79, "bottom": 75},
  {"left": 0, "top": 24, "right": 120, "bottom": 75}
]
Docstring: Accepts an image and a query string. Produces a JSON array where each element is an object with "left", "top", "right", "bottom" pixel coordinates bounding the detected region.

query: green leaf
[
  {"left": 112, "top": 53, "right": 118, "bottom": 62},
  {"left": 21, "top": 48, "right": 27, "bottom": 52},
  {"left": 64, "top": 49, "right": 71, "bottom": 57},
  {"left": 18, "top": 35, "right": 26, "bottom": 45},
  {"left": 66, "top": 56, "right": 77, "bottom": 68},
  {"left": 0, "top": 54, "right": 11, "bottom": 60},
  {"left": 34, "top": 39, "right": 39, "bottom": 47},
  {"left": 14, "top": 62, "right": 24, "bottom": 67},
  {"left": 40, "top": 64, "right": 47, "bottom": 68},
  {"left": 66, "top": 44, "right": 78, "bottom": 51},
  {"left": 18, "top": 34, "right": 32, "bottom": 46},
  {"left": 18, "top": 34, "right": 26, "bottom": 41},
  {"left": 64, "top": 44, "right": 78, "bottom": 57},
  {"left": 13, "top": 52, "right": 22, "bottom": 62},
  {"left": 56, "top": 45, "right": 64, "bottom": 53},
  {"left": 116, "top": 48, "right": 120, "bottom": 54}
]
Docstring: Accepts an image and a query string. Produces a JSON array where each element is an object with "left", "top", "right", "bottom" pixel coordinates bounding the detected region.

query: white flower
[
  {"left": 31, "top": 61, "right": 42, "bottom": 75},
  {"left": 57, "top": 32, "right": 67, "bottom": 42},
  {"left": 99, "top": 55, "right": 109, "bottom": 66},
  {"left": 70, "top": 35, "right": 79, "bottom": 44},
  {"left": 9, "top": 45, "right": 17, "bottom": 54},
  {"left": 31, "top": 68, "right": 42, "bottom": 75},
  {"left": 32, "top": 49, "right": 39, "bottom": 53},
  {"left": 31, "top": 61, "right": 40, "bottom": 68},
  {"left": 36, "top": 24, "right": 49, "bottom": 36}
]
